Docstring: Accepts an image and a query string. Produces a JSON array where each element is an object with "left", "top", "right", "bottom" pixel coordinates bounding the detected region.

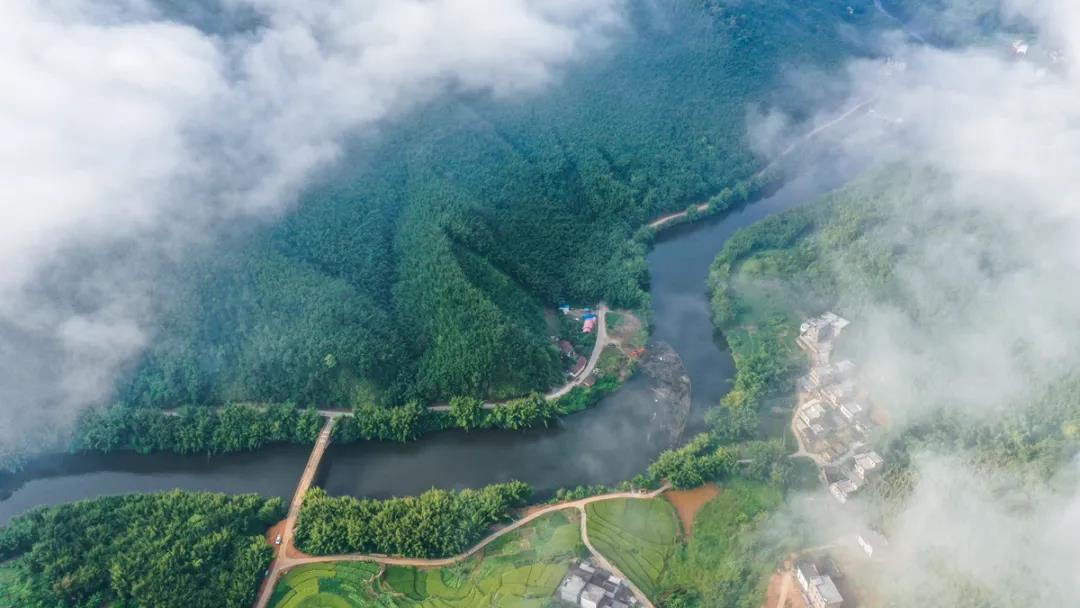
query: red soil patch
[
  {"left": 763, "top": 568, "right": 807, "bottom": 608},
  {"left": 665, "top": 483, "right": 721, "bottom": 538}
]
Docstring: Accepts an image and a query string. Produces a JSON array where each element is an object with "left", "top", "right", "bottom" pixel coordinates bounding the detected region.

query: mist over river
[{"left": 0, "top": 167, "right": 847, "bottom": 524}]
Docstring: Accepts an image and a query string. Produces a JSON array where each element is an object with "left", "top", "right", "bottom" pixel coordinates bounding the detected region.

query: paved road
[{"left": 256, "top": 484, "right": 669, "bottom": 607}]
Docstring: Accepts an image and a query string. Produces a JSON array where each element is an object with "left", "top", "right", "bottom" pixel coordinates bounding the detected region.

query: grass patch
[
  {"left": 585, "top": 498, "right": 679, "bottom": 599},
  {"left": 605, "top": 312, "right": 625, "bottom": 330},
  {"left": 272, "top": 511, "right": 585, "bottom": 607}
]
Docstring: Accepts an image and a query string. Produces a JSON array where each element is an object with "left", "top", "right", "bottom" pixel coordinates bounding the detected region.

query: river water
[{"left": 0, "top": 169, "right": 842, "bottom": 524}]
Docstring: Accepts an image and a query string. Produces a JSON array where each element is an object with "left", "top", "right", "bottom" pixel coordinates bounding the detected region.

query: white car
[{"left": 275, "top": 534, "right": 283, "bottom": 546}]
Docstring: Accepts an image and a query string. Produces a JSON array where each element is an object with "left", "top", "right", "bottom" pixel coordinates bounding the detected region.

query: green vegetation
[
  {"left": 648, "top": 434, "right": 737, "bottom": 490},
  {"left": 269, "top": 562, "right": 382, "bottom": 608},
  {"left": 71, "top": 402, "right": 324, "bottom": 455},
  {"left": 114, "top": 0, "right": 886, "bottom": 413},
  {"left": 294, "top": 482, "right": 532, "bottom": 558},
  {"left": 0, "top": 491, "right": 281, "bottom": 608},
  {"left": 272, "top": 511, "right": 586, "bottom": 607},
  {"left": 0, "top": 560, "right": 24, "bottom": 608},
  {"left": 664, "top": 482, "right": 791, "bottom": 608},
  {"left": 585, "top": 498, "right": 680, "bottom": 598}
]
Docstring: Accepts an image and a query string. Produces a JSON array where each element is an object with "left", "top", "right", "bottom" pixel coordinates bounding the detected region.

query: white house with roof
[
  {"left": 853, "top": 451, "right": 884, "bottom": 480},
  {"left": 798, "top": 399, "right": 826, "bottom": 425},
  {"left": 795, "top": 559, "right": 844, "bottom": 608},
  {"left": 829, "top": 478, "right": 860, "bottom": 503},
  {"left": 839, "top": 401, "right": 864, "bottom": 422}
]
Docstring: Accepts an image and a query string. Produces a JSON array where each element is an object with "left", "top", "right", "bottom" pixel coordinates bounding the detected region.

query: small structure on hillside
[
  {"left": 559, "top": 340, "right": 577, "bottom": 358},
  {"left": 829, "top": 478, "right": 861, "bottom": 504},
  {"left": 852, "top": 451, "right": 884, "bottom": 481},
  {"left": 798, "top": 312, "right": 850, "bottom": 361},
  {"left": 795, "top": 558, "right": 844, "bottom": 608},
  {"left": 556, "top": 560, "right": 638, "bottom": 608},
  {"left": 583, "top": 317, "right": 597, "bottom": 333},
  {"left": 559, "top": 304, "right": 572, "bottom": 315}
]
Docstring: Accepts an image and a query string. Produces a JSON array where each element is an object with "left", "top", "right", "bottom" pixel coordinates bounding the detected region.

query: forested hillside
[{"left": 118, "top": 0, "right": 888, "bottom": 410}]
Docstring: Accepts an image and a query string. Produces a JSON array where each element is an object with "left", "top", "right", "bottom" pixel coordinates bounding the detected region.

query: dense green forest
[
  {"left": 0, "top": 491, "right": 281, "bottom": 608},
  {"left": 294, "top": 482, "right": 531, "bottom": 558},
  {"left": 116, "top": 0, "right": 891, "bottom": 411}
]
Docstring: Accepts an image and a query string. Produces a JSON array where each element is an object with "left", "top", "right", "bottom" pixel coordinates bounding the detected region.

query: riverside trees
[
  {"left": 0, "top": 491, "right": 282, "bottom": 608},
  {"left": 294, "top": 482, "right": 532, "bottom": 558}
]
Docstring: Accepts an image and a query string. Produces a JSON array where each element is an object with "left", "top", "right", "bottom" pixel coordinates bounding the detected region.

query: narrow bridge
[{"left": 253, "top": 415, "right": 336, "bottom": 608}]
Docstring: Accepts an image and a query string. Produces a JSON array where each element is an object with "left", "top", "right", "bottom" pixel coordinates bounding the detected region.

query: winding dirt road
[{"left": 255, "top": 484, "right": 668, "bottom": 608}]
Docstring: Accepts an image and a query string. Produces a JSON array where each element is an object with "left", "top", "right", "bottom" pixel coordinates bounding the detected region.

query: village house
[
  {"left": 798, "top": 312, "right": 850, "bottom": 361},
  {"left": 556, "top": 560, "right": 638, "bottom": 608},
  {"left": 852, "top": 451, "right": 884, "bottom": 481},
  {"left": 838, "top": 400, "right": 864, "bottom": 422},
  {"left": 798, "top": 399, "right": 826, "bottom": 426},
  {"left": 829, "top": 478, "right": 861, "bottom": 504},
  {"left": 559, "top": 340, "right": 577, "bottom": 358},
  {"left": 795, "top": 559, "right": 844, "bottom": 608}
]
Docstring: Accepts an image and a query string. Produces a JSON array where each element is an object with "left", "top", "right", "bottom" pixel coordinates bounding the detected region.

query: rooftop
[{"left": 811, "top": 575, "right": 844, "bottom": 604}]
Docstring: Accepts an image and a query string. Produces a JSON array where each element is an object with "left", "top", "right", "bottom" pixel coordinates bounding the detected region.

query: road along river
[{"left": 0, "top": 166, "right": 847, "bottom": 525}]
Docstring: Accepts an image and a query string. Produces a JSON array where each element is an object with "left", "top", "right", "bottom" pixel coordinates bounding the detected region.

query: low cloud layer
[
  {"left": 758, "top": 0, "right": 1080, "bottom": 604},
  {"left": 0, "top": 0, "right": 625, "bottom": 458}
]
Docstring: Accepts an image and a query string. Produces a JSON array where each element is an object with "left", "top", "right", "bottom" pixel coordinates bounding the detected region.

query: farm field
[
  {"left": 269, "top": 562, "right": 383, "bottom": 608},
  {"left": 584, "top": 497, "right": 680, "bottom": 599},
  {"left": 271, "top": 510, "right": 586, "bottom": 607}
]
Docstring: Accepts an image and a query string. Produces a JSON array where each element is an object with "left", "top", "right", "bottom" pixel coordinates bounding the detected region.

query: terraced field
[
  {"left": 271, "top": 510, "right": 586, "bottom": 607},
  {"left": 269, "top": 562, "right": 383, "bottom": 608},
  {"left": 585, "top": 497, "right": 679, "bottom": 599}
]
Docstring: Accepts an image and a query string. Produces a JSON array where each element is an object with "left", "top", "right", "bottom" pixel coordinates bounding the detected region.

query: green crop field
[
  {"left": 269, "top": 562, "right": 383, "bottom": 608},
  {"left": 270, "top": 510, "right": 586, "bottom": 607},
  {"left": 584, "top": 498, "right": 679, "bottom": 599}
]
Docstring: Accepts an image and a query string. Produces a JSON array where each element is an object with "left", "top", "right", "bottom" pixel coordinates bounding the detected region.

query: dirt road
[
  {"left": 255, "top": 484, "right": 668, "bottom": 607},
  {"left": 253, "top": 417, "right": 335, "bottom": 608}
]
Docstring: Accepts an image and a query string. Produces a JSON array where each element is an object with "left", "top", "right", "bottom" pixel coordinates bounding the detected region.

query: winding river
[{"left": 0, "top": 168, "right": 843, "bottom": 525}]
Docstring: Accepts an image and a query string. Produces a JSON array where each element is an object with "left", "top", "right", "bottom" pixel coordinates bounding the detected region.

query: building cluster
[
  {"left": 556, "top": 560, "right": 639, "bottom": 608},
  {"left": 794, "top": 313, "right": 885, "bottom": 504},
  {"left": 795, "top": 556, "right": 845, "bottom": 608}
]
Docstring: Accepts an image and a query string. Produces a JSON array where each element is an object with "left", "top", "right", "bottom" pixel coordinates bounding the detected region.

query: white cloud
[{"left": 0, "top": 0, "right": 625, "bottom": 457}]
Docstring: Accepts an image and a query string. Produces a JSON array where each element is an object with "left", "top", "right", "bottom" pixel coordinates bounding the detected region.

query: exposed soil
[
  {"left": 665, "top": 483, "right": 720, "bottom": 538},
  {"left": 763, "top": 568, "right": 807, "bottom": 608},
  {"left": 608, "top": 309, "right": 644, "bottom": 347}
]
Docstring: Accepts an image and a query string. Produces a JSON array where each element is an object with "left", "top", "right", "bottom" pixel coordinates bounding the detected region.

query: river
[{"left": 0, "top": 168, "right": 844, "bottom": 525}]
